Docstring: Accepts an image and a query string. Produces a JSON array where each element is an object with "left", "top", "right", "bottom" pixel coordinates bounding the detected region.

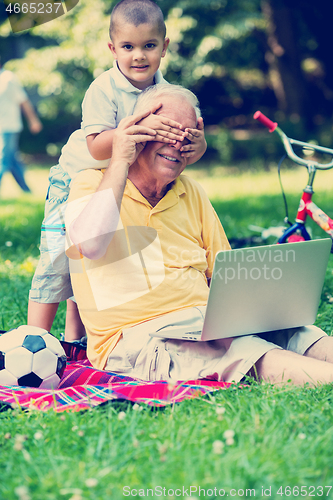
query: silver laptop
[{"left": 150, "top": 238, "right": 331, "bottom": 341}]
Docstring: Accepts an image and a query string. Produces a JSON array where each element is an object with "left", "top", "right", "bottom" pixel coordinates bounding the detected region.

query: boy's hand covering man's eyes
[
  {"left": 138, "top": 105, "right": 185, "bottom": 144},
  {"left": 180, "top": 117, "right": 207, "bottom": 158}
]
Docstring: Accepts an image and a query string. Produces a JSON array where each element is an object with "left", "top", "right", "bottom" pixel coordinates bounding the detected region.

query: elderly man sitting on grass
[{"left": 65, "top": 83, "right": 333, "bottom": 386}]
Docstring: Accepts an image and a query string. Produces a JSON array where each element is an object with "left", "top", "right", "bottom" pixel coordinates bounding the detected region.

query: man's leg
[
  {"left": 7, "top": 133, "right": 30, "bottom": 192},
  {"left": 0, "top": 132, "right": 11, "bottom": 186},
  {"left": 304, "top": 336, "right": 333, "bottom": 363},
  {"left": 252, "top": 348, "right": 333, "bottom": 386}
]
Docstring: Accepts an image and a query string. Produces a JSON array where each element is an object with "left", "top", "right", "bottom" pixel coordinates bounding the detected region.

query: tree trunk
[{"left": 262, "top": 0, "right": 311, "bottom": 125}]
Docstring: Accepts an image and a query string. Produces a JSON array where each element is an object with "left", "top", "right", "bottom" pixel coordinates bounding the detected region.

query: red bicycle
[{"left": 254, "top": 111, "right": 333, "bottom": 251}]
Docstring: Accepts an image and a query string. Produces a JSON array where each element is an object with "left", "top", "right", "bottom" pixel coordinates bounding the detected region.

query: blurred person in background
[{"left": 0, "top": 58, "right": 42, "bottom": 193}]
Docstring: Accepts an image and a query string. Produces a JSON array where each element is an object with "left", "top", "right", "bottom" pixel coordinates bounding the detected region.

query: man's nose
[{"left": 171, "top": 139, "right": 183, "bottom": 150}]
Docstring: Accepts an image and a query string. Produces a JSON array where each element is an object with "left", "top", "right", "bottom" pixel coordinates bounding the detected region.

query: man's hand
[
  {"left": 180, "top": 117, "right": 207, "bottom": 162},
  {"left": 138, "top": 103, "right": 185, "bottom": 144},
  {"left": 111, "top": 110, "right": 157, "bottom": 167}
]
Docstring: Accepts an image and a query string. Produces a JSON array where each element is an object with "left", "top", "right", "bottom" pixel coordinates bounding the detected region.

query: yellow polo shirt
[{"left": 66, "top": 169, "right": 230, "bottom": 370}]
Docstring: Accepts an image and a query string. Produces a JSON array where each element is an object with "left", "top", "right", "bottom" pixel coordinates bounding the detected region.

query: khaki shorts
[
  {"left": 29, "top": 164, "right": 73, "bottom": 304},
  {"left": 104, "top": 307, "right": 326, "bottom": 383}
]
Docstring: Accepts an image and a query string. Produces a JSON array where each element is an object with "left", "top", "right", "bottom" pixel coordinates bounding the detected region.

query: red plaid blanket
[{"left": 0, "top": 342, "right": 232, "bottom": 412}]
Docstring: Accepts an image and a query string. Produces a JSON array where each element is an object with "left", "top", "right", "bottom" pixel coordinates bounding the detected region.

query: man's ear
[
  {"left": 151, "top": 102, "right": 162, "bottom": 115},
  {"left": 108, "top": 42, "right": 117, "bottom": 59},
  {"left": 161, "top": 37, "right": 170, "bottom": 58}
]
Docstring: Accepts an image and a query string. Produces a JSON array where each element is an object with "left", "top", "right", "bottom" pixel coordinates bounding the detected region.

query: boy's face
[{"left": 108, "top": 22, "right": 169, "bottom": 90}]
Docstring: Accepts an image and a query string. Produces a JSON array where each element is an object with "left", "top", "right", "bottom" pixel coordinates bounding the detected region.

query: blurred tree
[
  {"left": 160, "top": 0, "right": 268, "bottom": 123},
  {"left": 0, "top": 0, "right": 266, "bottom": 139},
  {"left": 0, "top": 0, "right": 115, "bottom": 154},
  {"left": 261, "top": 0, "right": 333, "bottom": 129},
  {"left": 0, "top": 0, "right": 332, "bottom": 157},
  {"left": 262, "top": 0, "right": 310, "bottom": 117}
]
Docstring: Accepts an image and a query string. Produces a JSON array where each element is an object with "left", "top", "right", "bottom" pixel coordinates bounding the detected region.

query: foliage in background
[{"left": 0, "top": 0, "right": 332, "bottom": 164}]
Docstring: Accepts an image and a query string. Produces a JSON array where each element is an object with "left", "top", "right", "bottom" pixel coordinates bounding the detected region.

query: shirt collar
[
  {"left": 111, "top": 60, "right": 165, "bottom": 93},
  {"left": 153, "top": 68, "right": 166, "bottom": 84},
  {"left": 125, "top": 176, "right": 186, "bottom": 212}
]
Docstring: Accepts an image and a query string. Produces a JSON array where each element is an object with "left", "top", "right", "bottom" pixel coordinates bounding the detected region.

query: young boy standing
[{"left": 27, "top": 0, "right": 207, "bottom": 341}]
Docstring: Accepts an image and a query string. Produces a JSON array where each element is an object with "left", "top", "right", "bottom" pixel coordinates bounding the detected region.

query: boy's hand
[
  {"left": 180, "top": 117, "right": 207, "bottom": 162},
  {"left": 138, "top": 106, "right": 185, "bottom": 144}
]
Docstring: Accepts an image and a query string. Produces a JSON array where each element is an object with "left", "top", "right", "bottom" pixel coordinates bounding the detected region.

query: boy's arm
[
  {"left": 86, "top": 129, "right": 117, "bottom": 161},
  {"left": 70, "top": 110, "right": 157, "bottom": 260},
  {"left": 86, "top": 103, "right": 186, "bottom": 161},
  {"left": 181, "top": 117, "right": 207, "bottom": 165}
]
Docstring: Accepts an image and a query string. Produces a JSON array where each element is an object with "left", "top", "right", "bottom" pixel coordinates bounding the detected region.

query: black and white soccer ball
[{"left": 0, "top": 325, "right": 67, "bottom": 389}]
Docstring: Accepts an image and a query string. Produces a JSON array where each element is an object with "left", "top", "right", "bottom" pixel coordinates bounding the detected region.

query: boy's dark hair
[{"left": 109, "top": 0, "right": 166, "bottom": 40}]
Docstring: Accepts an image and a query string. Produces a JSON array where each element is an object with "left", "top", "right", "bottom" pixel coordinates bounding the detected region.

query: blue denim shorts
[{"left": 29, "top": 164, "right": 73, "bottom": 303}]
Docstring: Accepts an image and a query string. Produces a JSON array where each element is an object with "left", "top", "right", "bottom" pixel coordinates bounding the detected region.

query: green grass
[
  {"left": 1, "top": 386, "right": 333, "bottom": 499},
  {"left": 1, "top": 166, "right": 333, "bottom": 499}
]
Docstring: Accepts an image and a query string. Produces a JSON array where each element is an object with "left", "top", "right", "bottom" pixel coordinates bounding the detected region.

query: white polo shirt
[
  {"left": 59, "top": 61, "right": 167, "bottom": 179},
  {"left": 0, "top": 69, "right": 27, "bottom": 133}
]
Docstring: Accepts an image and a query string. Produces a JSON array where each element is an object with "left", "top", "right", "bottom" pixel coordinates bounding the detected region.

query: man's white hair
[{"left": 134, "top": 83, "right": 201, "bottom": 120}]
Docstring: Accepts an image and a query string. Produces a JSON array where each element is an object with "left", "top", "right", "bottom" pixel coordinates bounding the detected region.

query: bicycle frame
[
  {"left": 278, "top": 191, "right": 333, "bottom": 243},
  {"left": 253, "top": 111, "right": 333, "bottom": 249}
]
